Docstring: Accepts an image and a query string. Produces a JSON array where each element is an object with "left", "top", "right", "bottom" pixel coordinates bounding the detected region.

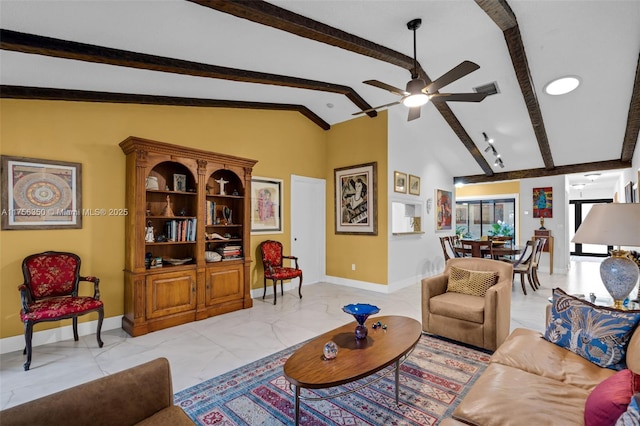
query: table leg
[
  {"left": 294, "top": 385, "right": 300, "bottom": 425},
  {"left": 395, "top": 359, "right": 400, "bottom": 405}
]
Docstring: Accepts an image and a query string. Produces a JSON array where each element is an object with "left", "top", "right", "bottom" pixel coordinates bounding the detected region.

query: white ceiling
[{"left": 1, "top": 0, "right": 638, "bottom": 191}]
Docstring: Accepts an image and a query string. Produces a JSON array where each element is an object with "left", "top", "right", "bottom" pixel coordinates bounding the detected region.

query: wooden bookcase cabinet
[{"left": 119, "top": 136, "right": 257, "bottom": 336}]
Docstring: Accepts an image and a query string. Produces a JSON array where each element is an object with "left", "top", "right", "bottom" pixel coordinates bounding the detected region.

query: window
[{"left": 455, "top": 198, "right": 516, "bottom": 239}]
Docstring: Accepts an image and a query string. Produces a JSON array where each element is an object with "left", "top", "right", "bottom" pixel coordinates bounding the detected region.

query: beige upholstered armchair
[{"left": 421, "top": 258, "right": 513, "bottom": 351}]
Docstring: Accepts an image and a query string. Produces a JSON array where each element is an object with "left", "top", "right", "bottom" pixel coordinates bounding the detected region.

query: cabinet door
[
  {"left": 205, "top": 265, "right": 243, "bottom": 305},
  {"left": 146, "top": 270, "right": 197, "bottom": 319}
]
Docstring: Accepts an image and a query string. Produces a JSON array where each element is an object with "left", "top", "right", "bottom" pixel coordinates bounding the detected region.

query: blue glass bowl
[{"left": 342, "top": 304, "right": 380, "bottom": 339}]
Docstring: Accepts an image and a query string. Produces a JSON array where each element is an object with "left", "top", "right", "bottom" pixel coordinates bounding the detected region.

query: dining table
[{"left": 456, "top": 239, "right": 522, "bottom": 259}]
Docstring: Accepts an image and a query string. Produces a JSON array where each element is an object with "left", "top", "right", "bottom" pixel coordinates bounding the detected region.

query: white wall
[
  {"left": 519, "top": 175, "right": 569, "bottom": 273},
  {"left": 386, "top": 109, "right": 452, "bottom": 289}
]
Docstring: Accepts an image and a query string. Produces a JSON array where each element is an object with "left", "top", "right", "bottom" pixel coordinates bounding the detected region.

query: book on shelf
[
  {"left": 206, "top": 200, "right": 216, "bottom": 225},
  {"left": 164, "top": 218, "right": 197, "bottom": 242}
]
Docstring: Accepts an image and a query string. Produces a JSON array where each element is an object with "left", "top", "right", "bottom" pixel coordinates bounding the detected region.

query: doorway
[
  {"left": 569, "top": 198, "right": 612, "bottom": 257},
  {"left": 291, "top": 175, "right": 326, "bottom": 285}
]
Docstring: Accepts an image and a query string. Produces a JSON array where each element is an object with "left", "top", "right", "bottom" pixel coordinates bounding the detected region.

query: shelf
[
  {"left": 207, "top": 194, "right": 244, "bottom": 199},
  {"left": 205, "top": 224, "right": 242, "bottom": 227},
  {"left": 147, "top": 189, "right": 197, "bottom": 196},
  {"left": 146, "top": 241, "right": 196, "bottom": 245},
  {"left": 147, "top": 216, "right": 197, "bottom": 220}
]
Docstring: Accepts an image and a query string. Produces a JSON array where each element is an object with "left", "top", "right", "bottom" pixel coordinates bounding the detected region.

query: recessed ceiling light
[
  {"left": 544, "top": 76, "right": 581, "bottom": 95},
  {"left": 572, "top": 183, "right": 586, "bottom": 190}
]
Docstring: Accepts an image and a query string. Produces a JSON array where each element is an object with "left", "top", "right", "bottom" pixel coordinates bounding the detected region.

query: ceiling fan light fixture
[
  {"left": 402, "top": 93, "right": 429, "bottom": 107},
  {"left": 544, "top": 76, "right": 581, "bottom": 95}
]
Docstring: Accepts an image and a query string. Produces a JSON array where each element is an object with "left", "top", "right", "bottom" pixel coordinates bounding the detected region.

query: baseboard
[{"left": 0, "top": 316, "right": 122, "bottom": 355}]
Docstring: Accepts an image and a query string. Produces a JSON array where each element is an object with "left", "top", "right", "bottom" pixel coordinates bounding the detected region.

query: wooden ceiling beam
[
  {"left": 0, "top": 85, "right": 331, "bottom": 130},
  {"left": 192, "top": 0, "right": 495, "bottom": 175},
  {"left": 621, "top": 52, "right": 640, "bottom": 162},
  {"left": 475, "top": 0, "right": 555, "bottom": 170},
  {"left": 0, "top": 29, "right": 373, "bottom": 121},
  {"left": 454, "top": 159, "right": 631, "bottom": 185},
  {"left": 188, "top": 0, "right": 417, "bottom": 72}
]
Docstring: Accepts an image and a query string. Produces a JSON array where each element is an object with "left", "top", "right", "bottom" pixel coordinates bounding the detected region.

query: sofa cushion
[
  {"left": 452, "top": 362, "right": 591, "bottom": 425},
  {"left": 429, "top": 291, "right": 485, "bottom": 324},
  {"left": 585, "top": 369, "right": 638, "bottom": 426},
  {"left": 491, "top": 328, "right": 616, "bottom": 390},
  {"left": 545, "top": 288, "right": 640, "bottom": 370},
  {"left": 447, "top": 266, "right": 497, "bottom": 297}
]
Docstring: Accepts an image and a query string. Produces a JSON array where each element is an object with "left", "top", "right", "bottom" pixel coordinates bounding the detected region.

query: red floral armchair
[
  {"left": 19, "top": 251, "right": 104, "bottom": 370},
  {"left": 259, "top": 240, "right": 303, "bottom": 305}
]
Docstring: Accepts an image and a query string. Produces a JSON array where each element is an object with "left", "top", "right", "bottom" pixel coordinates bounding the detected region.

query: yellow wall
[
  {"left": 455, "top": 181, "right": 520, "bottom": 198},
  {"left": 325, "top": 112, "right": 388, "bottom": 285},
  {"left": 0, "top": 99, "right": 328, "bottom": 338}
]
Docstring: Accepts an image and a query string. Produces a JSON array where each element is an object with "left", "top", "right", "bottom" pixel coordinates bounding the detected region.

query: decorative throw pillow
[
  {"left": 615, "top": 393, "right": 640, "bottom": 426},
  {"left": 585, "top": 370, "right": 636, "bottom": 426},
  {"left": 545, "top": 288, "right": 640, "bottom": 370},
  {"left": 447, "top": 266, "right": 498, "bottom": 297}
]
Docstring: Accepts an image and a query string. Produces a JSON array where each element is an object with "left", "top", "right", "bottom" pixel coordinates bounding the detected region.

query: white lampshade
[{"left": 572, "top": 203, "right": 640, "bottom": 247}]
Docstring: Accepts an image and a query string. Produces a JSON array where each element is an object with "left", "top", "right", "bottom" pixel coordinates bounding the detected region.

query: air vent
[{"left": 473, "top": 81, "right": 500, "bottom": 96}]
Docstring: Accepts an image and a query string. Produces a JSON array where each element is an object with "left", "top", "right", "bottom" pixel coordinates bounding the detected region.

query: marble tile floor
[{"left": 0, "top": 257, "right": 618, "bottom": 410}]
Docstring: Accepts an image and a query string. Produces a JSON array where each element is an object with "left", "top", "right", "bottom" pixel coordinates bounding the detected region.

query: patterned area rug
[{"left": 174, "top": 333, "right": 490, "bottom": 425}]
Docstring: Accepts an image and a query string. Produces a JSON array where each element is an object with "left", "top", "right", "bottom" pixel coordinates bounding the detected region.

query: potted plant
[{"left": 488, "top": 220, "right": 514, "bottom": 238}]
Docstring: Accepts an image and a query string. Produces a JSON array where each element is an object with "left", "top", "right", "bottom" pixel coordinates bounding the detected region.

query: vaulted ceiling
[{"left": 1, "top": 0, "right": 638, "bottom": 188}]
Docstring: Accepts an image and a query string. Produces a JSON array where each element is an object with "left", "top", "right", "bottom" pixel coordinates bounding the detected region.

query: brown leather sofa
[
  {"left": 422, "top": 257, "right": 513, "bottom": 351},
  {"left": 0, "top": 357, "right": 194, "bottom": 426},
  {"left": 441, "top": 325, "right": 640, "bottom": 425}
]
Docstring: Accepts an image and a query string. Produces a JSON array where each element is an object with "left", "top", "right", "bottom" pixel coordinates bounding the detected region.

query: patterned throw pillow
[
  {"left": 545, "top": 288, "right": 640, "bottom": 370},
  {"left": 447, "top": 266, "right": 498, "bottom": 297},
  {"left": 615, "top": 393, "right": 640, "bottom": 426}
]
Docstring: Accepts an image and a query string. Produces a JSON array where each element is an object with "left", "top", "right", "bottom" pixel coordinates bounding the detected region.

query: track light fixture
[{"left": 483, "top": 132, "right": 504, "bottom": 168}]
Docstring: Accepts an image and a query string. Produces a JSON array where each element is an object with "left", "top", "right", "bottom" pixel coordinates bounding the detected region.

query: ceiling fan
[{"left": 354, "top": 18, "right": 488, "bottom": 121}]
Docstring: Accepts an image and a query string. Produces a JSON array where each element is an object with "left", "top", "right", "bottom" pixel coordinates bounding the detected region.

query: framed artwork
[
  {"left": 1, "top": 155, "right": 82, "bottom": 230},
  {"left": 533, "top": 187, "right": 552, "bottom": 218},
  {"left": 394, "top": 171, "right": 407, "bottom": 193},
  {"left": 251, "top": 177, "right": 282, "bottom": 234},
  {"left": 173, "top": 173, "right": 186, "bottom": 192},
  {"left": 335, "top": 162, "right": 377, "bottom": 235},
  {"left": 435, "top": 188, "right": 453, "bottom": 231},
  {"left": 409, "top": 174, "right": 420, "bottom": 195}
]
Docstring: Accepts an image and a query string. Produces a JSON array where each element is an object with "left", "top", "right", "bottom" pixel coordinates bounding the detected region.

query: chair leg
[
  {"left": 532, "top": 268, "right": 541, "bottom": 289},
  {"left": 272, "top": 279, "right": 277, "bottom": 305},
  {"left": 96, "top": 308, "right": 104, "bottom": 348},
  {"left": 262, "top": 277, "right": 267, "bottom": 300},
  {"left": 72, "top": 317, "right": 79, "bottom": 341},
  {"left": 280, "top": 280, "right": 284, "bottom": 296},
  {"left": 23, "top": 322, "right": 33, "bottom": 371},
  {"left": 527, "top": 273, "right": 537, "bottom": 292},
  {"left": 519, "top": 272, "right": 527, "bottom": 295},
  {"left": 298, "top": 274, "right": 303, "bottom": 299}
]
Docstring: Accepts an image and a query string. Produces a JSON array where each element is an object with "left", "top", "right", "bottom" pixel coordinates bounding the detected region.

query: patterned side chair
[
  {"left": 19, "top": 251, "right": 104, "bottom": 370},
  {"left": 259, "top": 240, "right": 303, "bottom": 305}
]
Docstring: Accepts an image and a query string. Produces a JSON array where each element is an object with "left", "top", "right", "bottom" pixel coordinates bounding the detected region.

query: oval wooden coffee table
[{"left": 284, "top": 315, "right": 422, "bottom": 425}]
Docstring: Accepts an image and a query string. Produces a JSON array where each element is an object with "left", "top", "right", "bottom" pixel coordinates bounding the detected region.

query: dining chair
[
  {"left": 511, "top": 239, "right": 541, "bottom": 295},
  {"left": 439, "top": 236, "right": 461, "bottom": 260},
  {"left": 531, "top": 237, "right": 547, "bottom": 289}
]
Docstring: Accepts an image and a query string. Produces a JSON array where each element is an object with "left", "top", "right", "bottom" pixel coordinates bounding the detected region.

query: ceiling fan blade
[
  {"left": 352, "top": 100, "right": 402, "bottom": 116},
  {"left": 363, "top": 80, "right": 408, "bottom": 96},
  {"left": 407, "top": 106, "right": 421, "bottom": 121},
  {"left": 425, "top": 61, "right": 480, "bottom": 93},
  {"left": 430, "top": 93, "right": 488, "bottom": 102}
]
